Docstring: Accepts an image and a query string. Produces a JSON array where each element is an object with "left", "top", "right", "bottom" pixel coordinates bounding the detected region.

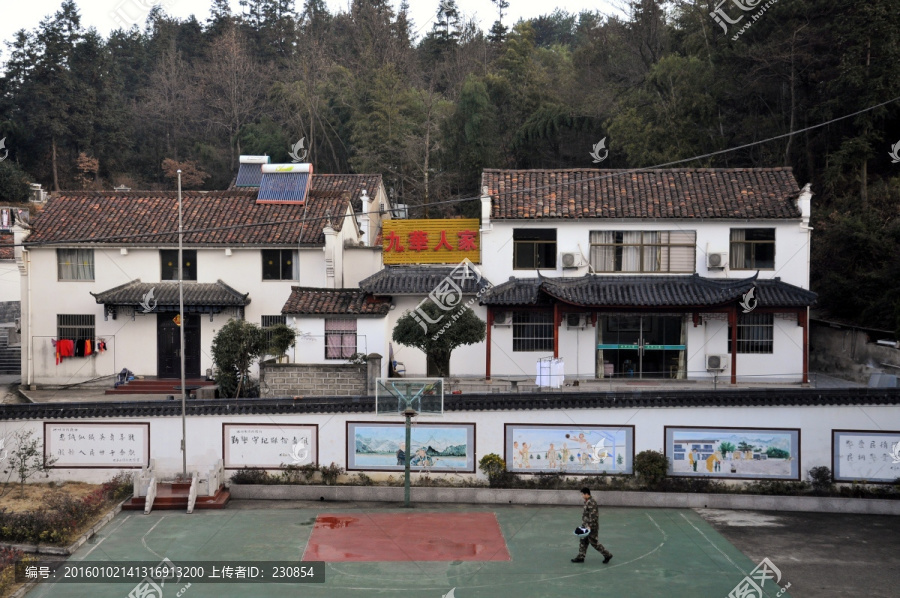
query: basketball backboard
[{"left": 376, "top": 378, "right": 444, "bottom": 416}]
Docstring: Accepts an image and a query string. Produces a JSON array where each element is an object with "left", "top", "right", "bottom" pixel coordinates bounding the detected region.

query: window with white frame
[
  {"left": 161, "top": 250, "right": 197, "bottom": 280},
  {"left": 262, "top": 249, "right": 299, "bottom": 280},
  {"left": 325, "top": 319, "right": 357, "bottom": 359},
  {"left": 730, "top": 229, "right": 775, "bottom": 269},
  {"left": 589, "top": 231, "right": 696, "bottom": 273},
  {"left": 728, "top": 313, "right": 774, "bottom": 354},
  {"left": 512, "top": 311, "right": 553, "bottom": 352},
  {"left": 57, "top": 249, "right": 95, "bottom": 280},
  {"left": 513, "top": 229, "right": 557, "bottom": 269}
]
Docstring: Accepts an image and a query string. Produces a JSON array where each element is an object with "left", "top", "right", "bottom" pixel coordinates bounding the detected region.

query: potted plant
[{"left": 266, "top": 324, "right": 296, "bottom": 363}]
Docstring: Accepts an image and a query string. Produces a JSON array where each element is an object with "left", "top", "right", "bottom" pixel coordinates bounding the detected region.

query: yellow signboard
[{"left": 382, "top": 219, "right": 480, "bottom": 264}]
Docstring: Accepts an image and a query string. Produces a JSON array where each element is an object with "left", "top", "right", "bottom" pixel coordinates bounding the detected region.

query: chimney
[{"left": 359, "top": 189, "right": 370, "bottom": 245}]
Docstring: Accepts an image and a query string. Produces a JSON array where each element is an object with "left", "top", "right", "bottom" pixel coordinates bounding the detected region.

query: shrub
[
  {"left": 230, "top": 468, "right": 270, "bottom": 485},
  {"left": 319, "top": 463, "right": 344, "bottom": 486},
  {"left": 354, "top": 473, "right": 373, "bottom": 486},
  {"left": 634, "top": 450, "right": 669, "bottom": 488},
  {"left": 101, "top": 472, "right": 134, "bottom": 502},
  {"left": 280, "top": 463, "right": 318, "bottom": 484},
  {"left": 478, "top": 453, "right": 511, "bottom": 487},
  {"left": 808, "top": 466, "right": 834, "bottom": 494},
  {"left": 0, "top": 547, "right": 25, "bottom": 595}
]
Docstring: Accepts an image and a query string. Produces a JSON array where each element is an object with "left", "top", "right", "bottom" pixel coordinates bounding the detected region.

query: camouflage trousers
[{"left": 578, "top": 529, "right": 612, "bottom": 559}]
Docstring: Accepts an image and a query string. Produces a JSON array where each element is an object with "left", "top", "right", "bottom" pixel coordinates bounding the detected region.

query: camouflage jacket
[{"left": 582, "top": 497, "right": 599, "bottom": 528}]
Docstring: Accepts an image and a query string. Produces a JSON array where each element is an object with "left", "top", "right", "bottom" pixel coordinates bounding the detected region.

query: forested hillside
[{"left": 0, "top": 0, "right": 898, "bottom": 333}]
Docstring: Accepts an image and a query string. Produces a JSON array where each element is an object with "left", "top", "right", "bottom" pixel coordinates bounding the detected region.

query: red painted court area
[{"left": 302, "top": 512, "right": 511, "bottom": 562}]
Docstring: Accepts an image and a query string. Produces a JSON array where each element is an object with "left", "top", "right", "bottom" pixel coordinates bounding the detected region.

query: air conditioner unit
[
  {"left": 706, "top": 354, "right": 729, "bottom": 372},
  {"left": 391, "top": 203, "right": 409, "bottom": 219},
  {"left": 707, "top": 252, "right": 728, "bottom": 269},
  {"left": 494, "top": 311, "right": 512, "bottom": 326},
  {"left": 566, "top": 313, "right": 587, "bottom": 329},
  {"left": 561, "top": 251, "right": 585, "bottom": 269}
]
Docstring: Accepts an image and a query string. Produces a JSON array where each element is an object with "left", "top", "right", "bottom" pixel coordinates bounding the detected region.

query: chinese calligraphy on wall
[
  {"left": 44, "top": 423, "right": 149, "bottom": 468},
  {"left": 382, "top": 219, "right": 480, "bottom": 264},
  {"left": 832, "top": 430, "right": 900, "bottom": 482},
  {"left": 223, "top": 424, "right": 318, "bottom": 469}
]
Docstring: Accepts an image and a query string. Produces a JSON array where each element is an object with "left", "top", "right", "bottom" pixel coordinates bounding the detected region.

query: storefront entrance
[{"left": 598, "top": 315, "right": 685, "bottom": 378}]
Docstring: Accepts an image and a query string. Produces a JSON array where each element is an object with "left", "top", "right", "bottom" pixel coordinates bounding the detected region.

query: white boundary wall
[{"left": 1, "top": 402, "right": 896, "bottom": 484}]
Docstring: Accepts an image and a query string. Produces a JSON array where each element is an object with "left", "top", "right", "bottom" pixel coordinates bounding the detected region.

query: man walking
[{"left": 572, "top": 487, "right": 612, "bottom": 564}]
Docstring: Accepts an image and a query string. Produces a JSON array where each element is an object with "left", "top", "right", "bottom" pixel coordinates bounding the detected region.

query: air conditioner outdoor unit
[
  {"left": 561, "top": 251, "right": 585, "bottom": 269},
  {"left": 707, "top": 252, "right": 728, "bottom": 269},
  {"left": 566, "top": 313, "right": 587, "bottom": 329},
  {"left": 391, "top": 203, "right": 409, "bottom": 219},
  {"left": 494, "top": 311, "right": 512, "bottom": 326},
  {"left": 706, "top": 354, "right": 729, "bottom": 372}
]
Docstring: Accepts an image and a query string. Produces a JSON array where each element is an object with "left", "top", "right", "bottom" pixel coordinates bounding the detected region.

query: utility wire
[{"left": 17, "top": 94, "right": 900, "bottom": 249}]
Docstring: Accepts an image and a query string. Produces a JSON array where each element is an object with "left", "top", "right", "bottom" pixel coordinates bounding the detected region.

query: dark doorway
[{"left": 157, "top": 313, "right": 201, "bottom": 378}]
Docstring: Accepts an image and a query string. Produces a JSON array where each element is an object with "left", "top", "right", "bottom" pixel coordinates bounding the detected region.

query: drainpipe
[{"left": 25, "top": 248, "right": 32, "bottom": 388}]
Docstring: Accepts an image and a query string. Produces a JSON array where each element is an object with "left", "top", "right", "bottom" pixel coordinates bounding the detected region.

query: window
[
  {"left": 57, "top": 249, "right": 94, "bottom": 280},
  {"left": 512, "top": 311, "right": 553, "bottom": 352},
  {"left": 161, "top": 250, "right": 197, "bottom": 280},
  {"left": 325, "top": 319, "right": 357, "bottom": 359},
  {"left": 728, "top": 313, "right": 774, "bottom": 354},
  {"left": 589, "top": 231, "right": 695, "bottom": 273},
  {"left": 57, "top": 314, "right": 95, "bottom": 343},
  {"left": 262, "top": 249, "right": 299, "bottom": 280},
  {"left": 513, "top": 229, "right": 556, "bottom": 269},
  {"left": 262, "top": 315, "right": 287, "bottom": 348},
  {"left": 730, "top": 229, "right": 775, "bottom": 269}
]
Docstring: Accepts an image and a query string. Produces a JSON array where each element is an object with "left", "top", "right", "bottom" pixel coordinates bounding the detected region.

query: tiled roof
[
  {"left": 360, "top": 266, "right": 493, "bottom": 295},
  {"left": 91, "top": 279, "right": 250, "bottom": 308},
  {"left": 281, "top": 287, "right": 391, "bottom": 316},
  {"left": 0, "top": 232, "right": 13, "bottom": 260},
  {"left": 25, "top": 189, "right": 354, "bottom": 247},
  {"left": 0, "top": 388, "right": 896, "bottom": 419},
  {"left": 481, "top": 274, "right": 817, "bottom": 308},
  {"left": 482, "top": 168, "right": 803, "bottom": 220}
]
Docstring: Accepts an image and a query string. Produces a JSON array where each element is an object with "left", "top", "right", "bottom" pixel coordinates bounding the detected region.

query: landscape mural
[
  {"left": 665, "top": 427, "right": 800, "bottom": 480},
  {"left": 504, "top": 424, "right": 633, "bottom": 474},
  {"left": 347, "top": 422, "right": 475, "bottom": 472}
]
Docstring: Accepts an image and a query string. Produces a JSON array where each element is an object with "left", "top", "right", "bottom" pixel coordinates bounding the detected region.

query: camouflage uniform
[{"left": 577, "top": 496, "right": 612, "bottom": 560}]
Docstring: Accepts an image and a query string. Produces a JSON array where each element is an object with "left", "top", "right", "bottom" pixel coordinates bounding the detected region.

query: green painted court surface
[{"left": 25, "top": 505, "right": 791, "bottom": 598}]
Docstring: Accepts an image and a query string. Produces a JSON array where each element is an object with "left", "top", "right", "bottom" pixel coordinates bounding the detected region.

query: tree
[
  {"left": 718, "top": 441, "right": 736, "bottom": 457},
  {"left": 0, "top": 161, "right": 32, "bottom": 203},
  {"left": 489, "top": 0, "right": 510, "bottom": 44},
  {"left": 392, "top": 300, "right": 485, "bottom": 377},
  {"left": 211, "top": 319, "right": 264, "bottom": 398},
  {"left": 161, "top": 158, "right": 210, "bottom": 189},
  {"left": 1, "top": 430, "right": 58, "bottom": 498}
]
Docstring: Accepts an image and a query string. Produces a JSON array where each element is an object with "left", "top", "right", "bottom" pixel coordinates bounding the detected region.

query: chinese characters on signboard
[
  {"left": 832, "top": 430, "right": 900, "bottom": 482},
  {"left": 44, "top": 423, "right": 149, "bottom": 468},
  {"left": 223, "top": 424, "right": 318, "bottom": 469},
  {"left": 382, "top": 219, "right": 480, "bottom": 264}
]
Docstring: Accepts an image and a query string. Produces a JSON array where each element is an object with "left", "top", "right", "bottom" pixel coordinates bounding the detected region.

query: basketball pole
[{"left": 403, "top": 407, "right": 416, "bottom": 507}]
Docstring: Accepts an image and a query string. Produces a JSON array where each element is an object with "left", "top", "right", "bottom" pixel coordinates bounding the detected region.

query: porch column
[
  {"left": 486, "top": 307, "right": 493, "bottom": 380},
  {"left": 729, "top": 306, "right": 738, "bottom": 385},
  {"left": 553, "top": 303, "right": 560, "bottom": 358},
  {"left": 799, "top": 308, "right": 809, "bottom": 384}
]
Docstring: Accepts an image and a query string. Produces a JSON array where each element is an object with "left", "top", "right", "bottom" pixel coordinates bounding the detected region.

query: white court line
[
  {"left": 140, "top": 516, "right": 166, "bottom": 560},
  {"left": 679, "top": 512, "right": 746, "bottom": 575},
  {"left": 78, "top": 514, "right": 132, "bottom": 559},
  {"left": 324, "top": 513, "right": 669, "bottom": 591}
]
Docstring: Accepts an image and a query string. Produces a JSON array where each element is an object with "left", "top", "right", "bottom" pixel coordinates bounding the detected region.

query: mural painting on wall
[
  {"left": 346, "top": 422, "right": 475, "bottom": 472},
  {"left": 665, "top": 427, "right": 801, "bottom": 480},
  {"left": 223, "top": 423, "right": 318, "bottom": 470},
  {"left": 504, "top": 424, "right": 634, "bottom": 474},
  {"left": 43, "top": 422, "right": 150, "bottom": 468},
  {"left": 832, "top": 430, "right": 900, "bottom": 483}
]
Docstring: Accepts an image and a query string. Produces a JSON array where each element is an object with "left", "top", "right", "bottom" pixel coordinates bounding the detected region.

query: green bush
[
  {"left": 230, "top": 468, "right": 270, "bottom": 485},
  {"left": 319, "top": 463, "right": 345, "bottom": 485},
  {"left": 478, "top": 453, "right": 512, "bottom": 487},
  {"left": 807, "top": 466, "right": 834, "bottom": 494},
  {"left": 633, "top": 450, "right": 669, "bottom": 488}
]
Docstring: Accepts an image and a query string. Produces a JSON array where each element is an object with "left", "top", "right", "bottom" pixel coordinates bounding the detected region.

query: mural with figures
[
  {"left": 504, "top": 425, "right": 634, "bottom": 474},
  {"left": 665, "top": 427, "right": 800, "bottom": 480},
  {"left": 346, "top": 422, "right": 475, "bottom": 472}
]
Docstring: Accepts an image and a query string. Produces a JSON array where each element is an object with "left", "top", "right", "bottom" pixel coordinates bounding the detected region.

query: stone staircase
[{"left": 0, "top": 327, "right": 20, "bottom": 375}]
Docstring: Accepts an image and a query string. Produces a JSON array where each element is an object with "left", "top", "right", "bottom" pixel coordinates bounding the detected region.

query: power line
[{"left": 16, "top": 94, "right": 900, "bottom": 249}]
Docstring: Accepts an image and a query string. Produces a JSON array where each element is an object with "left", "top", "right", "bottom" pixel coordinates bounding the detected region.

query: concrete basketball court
[{"left": 23, "top": 501, "right": 899, "bottom": 598}]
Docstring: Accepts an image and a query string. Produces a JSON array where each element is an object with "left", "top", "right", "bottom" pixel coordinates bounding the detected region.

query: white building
[
  {"left": 474, "top": 167, "right": 816, "bottom": 384},
  {"left": 16, "top": 164, "right": 389, "bottom": 387}
]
